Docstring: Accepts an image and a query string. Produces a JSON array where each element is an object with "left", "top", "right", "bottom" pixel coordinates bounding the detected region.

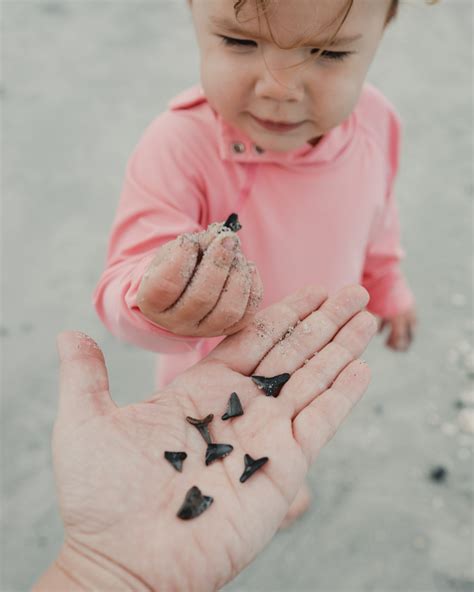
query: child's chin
[{"left": 255, "top": 136, "right": 308, "bottom": 153}]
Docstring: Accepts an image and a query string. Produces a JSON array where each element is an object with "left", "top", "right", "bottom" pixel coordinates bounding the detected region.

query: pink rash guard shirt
[{"left": 94, "top": 83, "right": 415, "bottom": 388}]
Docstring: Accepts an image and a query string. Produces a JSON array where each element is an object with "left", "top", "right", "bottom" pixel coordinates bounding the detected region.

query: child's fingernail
[{"left": 222, "top": 236, "right": 238, "bottom": 251}]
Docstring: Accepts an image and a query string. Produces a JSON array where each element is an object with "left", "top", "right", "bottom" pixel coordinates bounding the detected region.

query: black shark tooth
[
  {"left": 239, "top": 454, "right": 269, "bottom": 483},
  {"left": 221, "top": 392, "right": 244, "bottom": 420},
  {"left": 186, "top": 414, "right": 214, "bottom": 444},
  {"left": 177, "top": 486, "right": 214, "bottom": 520},
  {"left": 164, "top": 451, "right": 187, "bottom": 472},
  {"left": 223, "top": 213, "right": 242, "bottom": 232},
  {"left": 251, "top": 373, "right": 290, "bottom": 398},
  {"left": 205, "top": 443, "right": 234, "bottom": 466}
]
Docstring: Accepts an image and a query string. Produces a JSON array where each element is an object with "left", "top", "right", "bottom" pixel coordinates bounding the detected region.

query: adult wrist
[{"left": 33, "top": 540, "right": 154, "bottom": 592}]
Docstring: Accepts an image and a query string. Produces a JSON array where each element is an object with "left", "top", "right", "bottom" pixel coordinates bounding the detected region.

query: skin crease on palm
[
  {"left": 137, "top": 0, "right": 416, "bottom": 350},
  {"left": 35, "top": 285, "right": 377, "bottom": 592}
]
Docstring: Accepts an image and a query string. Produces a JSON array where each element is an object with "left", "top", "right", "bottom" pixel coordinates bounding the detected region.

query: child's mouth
[{"left": 250, "top": 114, "right": 304, "bottom": 133}]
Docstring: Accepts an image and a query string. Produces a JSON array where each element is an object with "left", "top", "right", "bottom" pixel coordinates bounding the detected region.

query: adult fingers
[
  {"left": 284, "top": 311, "right": 377, "bottom": 417},
  {"left": 253, "top": 285, "right": 370, "bottom": 377},
  {"left": 137, "top": 234, "right": 200, "bottom": 316},
  {"left": 292, "top": 359, "right": 371, "bottom": 464},
  {"left": 208, "top": 285, "right": 328, "bottom": 374},
  {"left": 56, "top": 332, "right": 116, "bottom": 427}
]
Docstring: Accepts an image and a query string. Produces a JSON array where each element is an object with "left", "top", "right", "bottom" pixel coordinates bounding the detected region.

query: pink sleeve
[
  {"left": 93, "top": 112, "right": 207, "bottom": 353},
  {"left": 362, "top": 110, "right": 415, "bottom": 318}
]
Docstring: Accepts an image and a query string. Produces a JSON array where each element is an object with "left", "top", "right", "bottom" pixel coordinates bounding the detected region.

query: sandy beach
[{"left": 2, "top": 1, "right": 473, "bottom": 590}]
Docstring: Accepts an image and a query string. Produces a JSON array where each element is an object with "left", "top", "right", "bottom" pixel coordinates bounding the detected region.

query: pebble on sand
[
  {"left": 457, "top": 409, "right": 474, "bottom": 434},
  {"left": 429, "top": 466, "right": 448, "bottom": 483}
]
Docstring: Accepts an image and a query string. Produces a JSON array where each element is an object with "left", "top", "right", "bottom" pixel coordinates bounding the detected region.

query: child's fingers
[
  {"left": 167, "top": 233, "right": 239, "bottom": 324},
  {"left": 386, "top": 316, "right": 411, "bottom": 351},
  {"left": 252, "top": 285, "right": 370, "bottom": 378},
  {"left": 137, "top": 235, "right": 200, "bottom": 315},
  {"left": 197, "top": 253, "right": 252, "bottom": 334},
  {"left": 208, "top": 285, "right": 328, "bottom": 374},
  {"left": 56, "top": 332, "right": 116, "bottom": 428},
  {"left": 197, "top": 221, "right": 226, "bottom": 252},
  {"left": 222, "top": 262, "right": 264, "bottom": 335},
  {"left": 292, "top": 359, "right": 371, "bottom": 464},
  {"left": 283, "top": 311, "right": 377, "bottom": 417}
]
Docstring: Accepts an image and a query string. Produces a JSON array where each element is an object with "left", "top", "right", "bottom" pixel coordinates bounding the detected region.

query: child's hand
[
  {"left": 136, "top": 223, "right": 263, "bottom": 338},
  {"left": 379, "top": 307, "right": 417, "bottom": 351}
]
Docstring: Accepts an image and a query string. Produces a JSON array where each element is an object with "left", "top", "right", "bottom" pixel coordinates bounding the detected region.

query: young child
[{"left": 94, "top": 0, "right": 429, "bottom": 523}]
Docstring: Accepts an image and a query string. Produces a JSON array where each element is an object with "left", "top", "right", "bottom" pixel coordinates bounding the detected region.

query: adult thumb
[{"left": 56, "top": 331, "right": 116, "bottom": 426}]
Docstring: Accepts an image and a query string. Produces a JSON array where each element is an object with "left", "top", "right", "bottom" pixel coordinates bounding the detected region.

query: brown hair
[{"left": 233, "top": 0, "right": 439, "bottom": 52}]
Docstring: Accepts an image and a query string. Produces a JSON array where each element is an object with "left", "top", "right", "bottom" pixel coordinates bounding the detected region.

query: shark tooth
[
  {"left": 251, "top": 373, "right": 290, "bottom": 397},
  {"left": 164, "top": 451, "right": 187, "bottom": 472},
  {"left": 239, "top": 454, "right": 269, "bottom": 483},
  {"left": 223, "top": 212, "right": 242, "bottom": 232},
  {"left": 186, "top": 414, "right": 214, "bottom": 444},
  {"left": 205, "top": 443, "right": 234, "bottom": 466},
  {"left": 221, "top": 392, "right": 244, "bottom": 420},
  {"left": 177, "top": 486, "right": 214, "bottom": 520}
]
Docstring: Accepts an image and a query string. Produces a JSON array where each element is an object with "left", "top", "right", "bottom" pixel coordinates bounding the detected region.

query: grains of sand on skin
[
  {"left": 75, "top": 333, "right": 101, "bottom": 351},
  {"left": 180, "top": 259, "right": 196, "bottom": 279},
  {"left": 255, "top": 321, "right": 272, "bottom": 339}
]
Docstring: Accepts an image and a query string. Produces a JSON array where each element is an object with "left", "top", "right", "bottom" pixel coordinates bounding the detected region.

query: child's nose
[{"left": 254, "top": 54, "right": 305, "bottom": 103}]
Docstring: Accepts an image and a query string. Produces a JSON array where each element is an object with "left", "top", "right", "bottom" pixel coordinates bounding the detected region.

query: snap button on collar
[
  {"left": 231, "top": 142, "right": 246, "bottom": 154},
  {"left": 253, "top": 145, "right": 265, "bottom": 154}
]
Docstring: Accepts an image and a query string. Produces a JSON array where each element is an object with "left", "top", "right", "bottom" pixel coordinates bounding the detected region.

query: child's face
[{"left": 191, "top": 0, "right": 391, "bottom": 152}]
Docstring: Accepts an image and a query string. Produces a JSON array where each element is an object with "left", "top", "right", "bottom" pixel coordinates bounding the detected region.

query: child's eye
[
  {"left": 220, "top": 35, "right": 258, "bottom": 49},
  {"left": 311, "top": 49, "right": 352, "bottom": 62}
]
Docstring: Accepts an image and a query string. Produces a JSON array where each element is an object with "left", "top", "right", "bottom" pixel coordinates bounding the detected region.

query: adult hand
[{"left": 35, "top": 285, "right": 376, "bottom": 592}]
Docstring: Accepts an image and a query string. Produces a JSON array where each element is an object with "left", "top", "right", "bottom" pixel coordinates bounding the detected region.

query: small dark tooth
[
  {"left": 164, "top": 451, "right": 187, "bottom": 472},
  {"left": 223, "top": 213, "right": 242, "bottom": 232},
  {"left": 251, "top": 373, "right": 290, "bottom": 398},
  {"left": 186, "top": 414, "right": 214, "bottom": 444},
  {"left": 177, "top": 486, "right": 214, "bottom": 520},
  {"left": 239, "top": 454, "right": 269, "bottom": 483},
  {"left": 205, "top": 443, "right": 234, "bottom": 465},
  {"left": 222, "top": 392, "right": 244, "bottom": 420}
]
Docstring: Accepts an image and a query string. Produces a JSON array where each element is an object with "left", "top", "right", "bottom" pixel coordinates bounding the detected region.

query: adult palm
[{"left": 47, "top": 286, "right": 376, "bottom": 592}]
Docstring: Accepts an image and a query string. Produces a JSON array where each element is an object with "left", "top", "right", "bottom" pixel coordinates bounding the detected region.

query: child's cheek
[
  {"left": 200, "top": 55, "right": 239, "bottom": 117},
  {"left": 204, "top": 75, "right": 248, "bottom": 128},
  {"left": 317, "top": 74, "right": 364, "bottom": 133}
]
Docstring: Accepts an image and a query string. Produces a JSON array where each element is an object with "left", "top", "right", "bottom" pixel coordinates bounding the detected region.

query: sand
[{"left": 2, "top": 1, "right": 472, "bottom": 590}]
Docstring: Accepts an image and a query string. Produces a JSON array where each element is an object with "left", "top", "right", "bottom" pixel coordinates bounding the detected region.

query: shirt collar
[
  {"left": 216, "top": 111, "right": 356, "bottom": 166},
  {"left": 169, "top": 85, "right": 356, "bottom": 166}
]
